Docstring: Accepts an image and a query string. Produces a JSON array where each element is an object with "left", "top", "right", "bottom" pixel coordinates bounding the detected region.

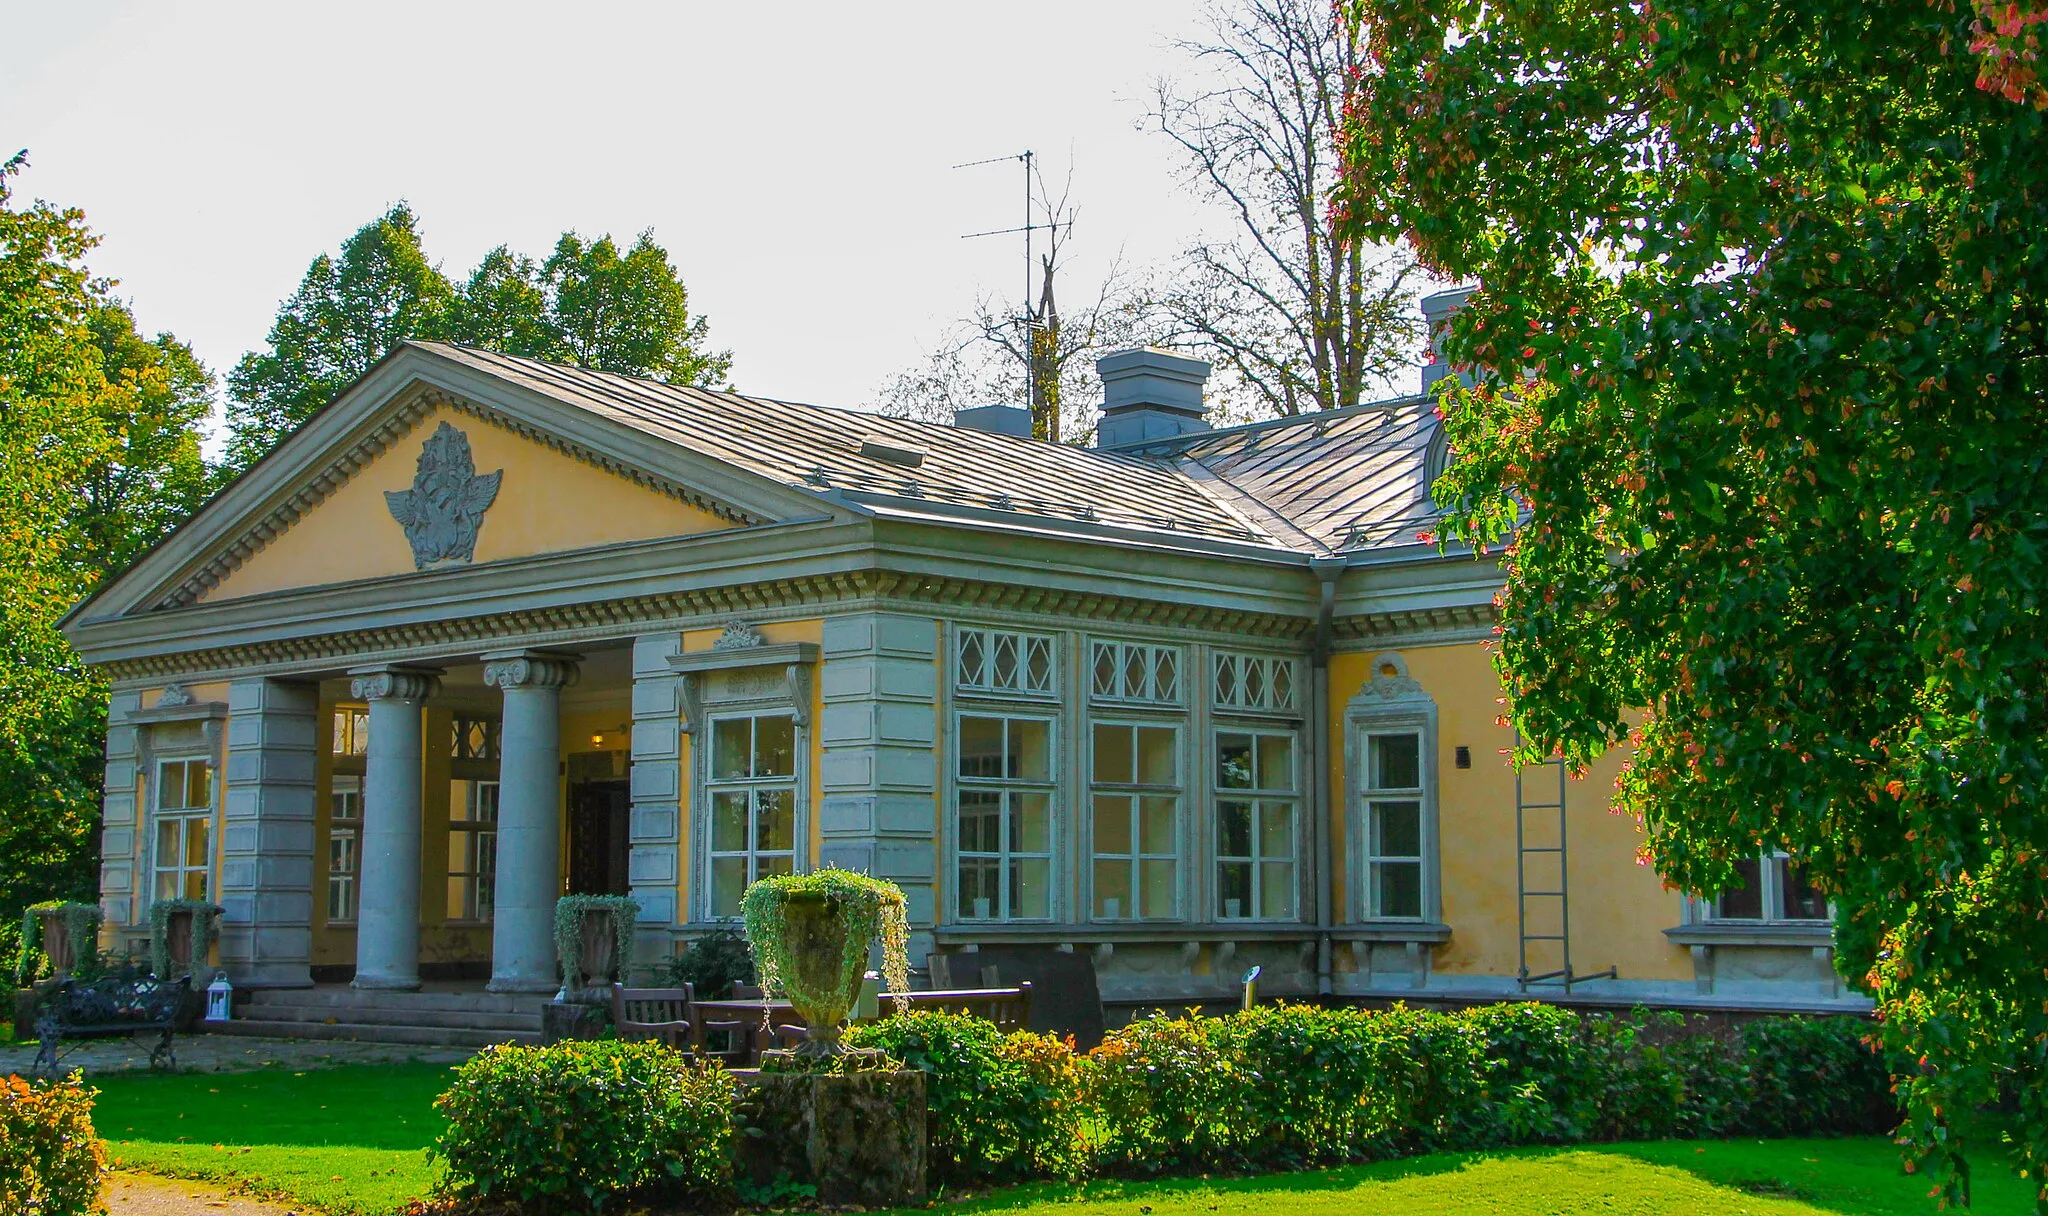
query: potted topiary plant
[
  {"left": 553, "top": 895, "right": 640, "bottom": 1001},
  {"left": 740, "top": 868, "right": 910, "bottom": 1057}
]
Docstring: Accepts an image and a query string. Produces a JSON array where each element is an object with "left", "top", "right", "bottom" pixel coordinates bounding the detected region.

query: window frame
[
  {"left": 1211, "top": 726, "right": 1302, "bottom": 923},
  {"left": 151, "top": 754, "right": 216, "bottom": 904},
  {"left": 1211, "top": 650, "right": 1302, "bottom": 717},
  {"left": 1089, "top": 639, "right": 1184, "bottom": 708},
  {"left": 1087, "top": 718, "right": 1185, "bottom": 922},
  {"left": 702, "top": 708, "right": 802, "bottom": 922},
  {"left": 955, "top": 627, "right": 1060, "bottom": 701},
  {"left": 952, "top": 710, "right": 1059, "bottom": 923},
  {"left": 327, "top": 774, "right": 363, "bottom": 923},
  {"left": 447, "top": 778, "right": 500, "bottom": 923},
  {"left": 1705, "top": 851, "right": 1832, "bottom": 924},
  {"left": 1341, "top": 652, "right": 1442, "bottom": 925},
  {"left": 1362, "top": 730, "right": 1429, "bottom": 920}
]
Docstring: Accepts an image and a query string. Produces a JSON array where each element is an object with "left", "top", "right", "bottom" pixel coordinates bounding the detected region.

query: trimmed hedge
[
  {"left": 433, "top": 1039, "right": 733, "bottom": 1213},
  {"left": 430, "top": 1005, "right": 1896, "bottom": 1208},
  {"left": 0, "top": 1072, "right": 105, "bottom": 1216},
  {"left": 1085, "top": 1003, "right": 1894, "bottom": 1176}
]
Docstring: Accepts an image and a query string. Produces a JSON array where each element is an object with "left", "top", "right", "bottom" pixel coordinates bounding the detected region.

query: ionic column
[
  {"left": 349, "top": 665, "right": 441, "bottom": 991},
  {"left": 483, "top": 650, "right": 580, "bottom": 993}
]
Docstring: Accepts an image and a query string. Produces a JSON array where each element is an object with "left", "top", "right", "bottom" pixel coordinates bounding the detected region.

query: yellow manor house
[{"left": 61, "top": 309, "right": 1864, "bottom": 1030}]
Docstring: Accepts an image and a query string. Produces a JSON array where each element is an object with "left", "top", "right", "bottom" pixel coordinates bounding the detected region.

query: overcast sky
[{"left": 5, "top": 0, "right": 1270, "bottom": 416}]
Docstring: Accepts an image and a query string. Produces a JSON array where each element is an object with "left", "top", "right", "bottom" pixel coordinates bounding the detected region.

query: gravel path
[
  {"left": 0, "top": 1033, "right": 476, "bottom": 1076},
  {"left": 105, "top": 1171, "right": 305, "bottom": 1216}
]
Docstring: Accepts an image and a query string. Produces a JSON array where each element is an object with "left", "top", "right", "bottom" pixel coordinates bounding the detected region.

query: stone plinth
[
  {"left": 540, "top": 1000, "right": 608, "bottom": 1044},
  {"left": 734, "top": 1069, "right": 927, "bottom": 1208}
]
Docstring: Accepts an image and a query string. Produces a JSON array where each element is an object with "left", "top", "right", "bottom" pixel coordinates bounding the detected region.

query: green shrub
[
  {"left": 1738, "top": 1015, "right": 1895, "bottom": 1137},
  {"left": 846, "top": 1010, "right": 1089, "bottom": 1182},
  {"left": 434, "top": 1039, "right": 733, "bottom": 1212},
  {"left": 1087, "top": 1010, "right": 1247, "bottom": 1172},
  {"left": 661, "top": 927, "right": 756, "bottom": 1000},
  {"left": 0, "top": 1072, "right": 105, "bottom": 1216},
  {"left": 1465, "top": 1002, "right": 1599, "bottom": 1142}
]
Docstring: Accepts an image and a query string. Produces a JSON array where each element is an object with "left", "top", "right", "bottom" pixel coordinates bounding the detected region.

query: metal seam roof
[{"left": 415, "top": 342, "right": 1441, "bottom": 557}]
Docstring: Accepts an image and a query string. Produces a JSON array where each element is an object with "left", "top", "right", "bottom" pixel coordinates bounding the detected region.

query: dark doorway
[{"left": 568, "top": 751, "right": 631, "bottom": 896}]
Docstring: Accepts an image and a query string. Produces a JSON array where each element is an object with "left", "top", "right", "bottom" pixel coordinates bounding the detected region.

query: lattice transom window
[
  {"left": 1091, "top": 641, "right": 1181, "bottom": 706},
  {"left": 956, "top": 628, "right": 1057, "bottom": 697},
  {"left": 451, "top": 716, "right": 502, "bottom": 762},
  {"left": 333, "top": 706, "right": 369, "bottom": 757},
  {"left": 1213, "top": 652, "right": 1299, "bottom": 714}
]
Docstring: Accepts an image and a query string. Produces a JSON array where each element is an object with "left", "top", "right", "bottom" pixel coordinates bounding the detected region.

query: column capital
[
  {"left": 347, "top": 665, "right": 443, "bottom": 702},
  {"left": 482, "top": 650, "right": 582, "bottom": 691}
]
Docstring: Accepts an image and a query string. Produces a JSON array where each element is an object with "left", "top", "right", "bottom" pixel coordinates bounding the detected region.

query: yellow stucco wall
[
  {"left": 202, "top": 406, "right": 735, "bottom": 603},
  {"left": 1328, "top": 642, "right": 1690, "bottom": 983}
]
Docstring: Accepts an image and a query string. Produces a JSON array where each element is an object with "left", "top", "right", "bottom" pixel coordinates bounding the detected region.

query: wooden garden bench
[
  {"left": 34, "top": 973, "right": 188, "bottom": 1077},
  {"left": 878, "top": 982, "right": 1032, "bottom": 1032}
]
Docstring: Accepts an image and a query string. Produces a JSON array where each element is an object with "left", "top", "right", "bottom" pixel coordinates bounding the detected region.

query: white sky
[{"left": 4, "top": 0, "right": 1250, "bottom": 414}]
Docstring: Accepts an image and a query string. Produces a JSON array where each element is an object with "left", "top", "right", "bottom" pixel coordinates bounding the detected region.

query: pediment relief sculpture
[{"left": 384, "top": 422, "right": 503, "bottom": 570}]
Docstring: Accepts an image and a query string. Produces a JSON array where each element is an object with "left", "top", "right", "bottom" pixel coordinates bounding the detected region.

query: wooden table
[{"left": 686, "top": 999, "right": 806, "bottom": 1062}]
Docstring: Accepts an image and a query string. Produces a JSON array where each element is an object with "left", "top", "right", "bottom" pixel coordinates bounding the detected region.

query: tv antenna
[{"left": 955, "top": 150, "right": 1064, "bottom": 327}]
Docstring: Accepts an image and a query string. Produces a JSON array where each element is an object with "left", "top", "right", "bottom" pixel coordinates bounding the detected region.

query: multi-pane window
[
  {"left": 1091, "top": 723, "right": 1180, "bottom": 920},
  {"left": 957, "top": 715, "right": 1054, "bottom": 920},
  {"left": 707, "top": 713, "right": 798, "bottom": 919},
  {"left": 1215, "top": 731, "right": 1298, "bottom": 920},
  {"left": 328, "top": 775, "right": 362, "bottom": 922},
  {"left": 1213, "top": 653, "right": 1299, "bottom": 714},
  {"left": 956, "top": 628, "right": 1056, "bottom": 697},
  {"left": 447, "top": 780, "right": 499, "bottom": 921},
  {"left": 1091, "top": 641, "right": 1181, "bottom": 706},
  {"left": 333, "top": 706, "right": 369, "bottom": 756},
  {"left": 153, "top": 757, "right": 214, "bottom": 901},
  {"left": 1714, "top": 854, "right": 1829, "bottom": 922},
  {"left": 1363, "top": 733, "right": 1425, "bottom": 918}
]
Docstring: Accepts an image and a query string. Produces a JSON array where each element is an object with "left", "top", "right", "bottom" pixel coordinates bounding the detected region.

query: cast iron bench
[{"left": 34, "top": 973, "right": 189, "bottom": 1077}]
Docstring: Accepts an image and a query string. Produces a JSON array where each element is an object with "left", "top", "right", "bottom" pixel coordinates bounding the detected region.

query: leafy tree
[
  {"left": 0, "top": 152, "right": 122, "bottom": 926},
  {"left": 226, "top": 215, "right": 730, "bottom": 471},
  {"left": 1148, "top": 0, "right": 1417, "bottom": 415},
  {"left": 76, "top": 299, "right": 218, "bottom": 573},
  {"left": 539, "top": 231, "right": 730, "bottom": 388},
  {"left": 1340, "top": 0, "right": 2047, "bottom": 1205},
  {"left": 223, "top": 203, "right": 454, "bottom": 471}
]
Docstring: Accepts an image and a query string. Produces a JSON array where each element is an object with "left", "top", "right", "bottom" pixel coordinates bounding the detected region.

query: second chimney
[{"left": 1094, "top": 348, "right": 1211, "bottom": 448}]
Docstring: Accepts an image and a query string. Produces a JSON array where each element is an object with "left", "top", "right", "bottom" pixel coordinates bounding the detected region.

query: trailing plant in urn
[{"left": 741, "top": 869, "right": 910, "bottom": 1055}]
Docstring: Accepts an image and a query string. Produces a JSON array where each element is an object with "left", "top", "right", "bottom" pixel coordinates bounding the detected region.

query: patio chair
[{"left": 610, "top": 983, "right": 693, "bottom": 1048}]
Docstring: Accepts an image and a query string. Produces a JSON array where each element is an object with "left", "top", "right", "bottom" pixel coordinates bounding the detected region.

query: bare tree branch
[{"left": 1150, "top": 0, "right": 1420, "bottom": 417}]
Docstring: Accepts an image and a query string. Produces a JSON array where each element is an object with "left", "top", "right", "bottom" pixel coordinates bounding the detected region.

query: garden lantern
[{"left": 205, "top": 971, "right": 233, "bottom": 1022}]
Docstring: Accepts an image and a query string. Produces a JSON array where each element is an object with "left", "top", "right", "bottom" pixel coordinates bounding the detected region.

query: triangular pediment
[{"left": 74, "top": 344, "right": 850, "bottom": 621}]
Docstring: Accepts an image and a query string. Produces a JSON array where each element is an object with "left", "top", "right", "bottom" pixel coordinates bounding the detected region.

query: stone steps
[
  {"left": 208, "top": 1018, "right": 540, "bottom": 1049},
  {"left": 215, "top": 986, "right": 550, "bottom": 1048},
  {"left": 234, "top": 1003, "right": 541, "bottom": 1032}
]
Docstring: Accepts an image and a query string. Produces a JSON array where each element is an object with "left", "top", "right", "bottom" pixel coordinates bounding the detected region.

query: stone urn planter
[
  {"left": 553, "top": 895, "right": 639, "bottom": 1002},
  {"left": 148, "top": 899, "right": 223, "bottom": 980},
  {"left": 18, "top": 901, "right": 103, "bottom": 986},
  {"left": 740, "top": 869, "right": 910, "bottom": 1057}
]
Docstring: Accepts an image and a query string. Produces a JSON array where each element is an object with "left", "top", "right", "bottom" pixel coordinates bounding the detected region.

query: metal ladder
[{"left": 1515, "top": 736, "right": 1618, "bottom": 990}]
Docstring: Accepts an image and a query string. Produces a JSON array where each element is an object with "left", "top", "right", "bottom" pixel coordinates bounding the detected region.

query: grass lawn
[
  {"left": 85, "top": 1063, "right": 2039, "bottom": 1216},
  {"left": 914, "top": 1139, "right": 2041, "bottom": 1216},
  {"left": 90, "top": 1061, "right": 456, "bottom": 1216}
]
